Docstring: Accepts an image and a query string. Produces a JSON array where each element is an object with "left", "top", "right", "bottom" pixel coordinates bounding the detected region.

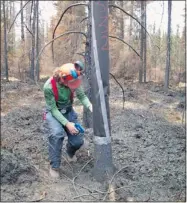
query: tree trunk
[
  {"left": 164, "top": 0, "right": 172, "bottom": 90},
  {"left": 26, "top": 1, "right": 32, "bottom": 72},
  {"left": 129, "top": 1, "right": 134, "bottom": 49},
  {"left": 20, "top": 0, "right": 25, "bottom": 41},
  {"left": 143, "top": 1, "right": 147, "bottom": 83},
  {"left": 139, "top": 1, "right": 144, "bottom": 83},
  {"left": 83, "top": 1, "right": 92, "bottom": 128},
  {"left": 35, "top": 0, "right": 40, "bottom": 81},
  {"left": 3, "top": 1, "right": 9, "bottom": 81},
  {"left": 30, "top": 0, "right": 36, "bottom": 80},
  {"left": 119, "top": 1, "right": 124, "bottom": 40},
  {"left": 91, "top": 0, "right": 114, "bottom": 182}
]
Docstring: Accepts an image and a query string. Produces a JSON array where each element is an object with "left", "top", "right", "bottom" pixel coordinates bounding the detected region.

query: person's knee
[{"left": 70, "top": 136, "right": 84, "bottom": 149}]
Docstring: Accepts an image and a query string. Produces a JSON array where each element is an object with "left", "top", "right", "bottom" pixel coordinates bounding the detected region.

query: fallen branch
[
  {"left": 8, "top": 0, "right": 31, "bottom": 33},
  {"left": 102, "top": 166, "right": 129, "bottom": 201},
  {"left": 72, "top": 158, "right": 94, "bottom": 201},
  {"left": 52, "top": 3, "right": 88, "bottom": 61}
]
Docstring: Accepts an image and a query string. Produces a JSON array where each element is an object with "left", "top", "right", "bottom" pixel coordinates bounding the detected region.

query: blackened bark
[
  {"left": 83, "top": 1, "right": 93, "bottom": 128},
  {"left": 3, "top": 1, "right": 9, "bottom": 81},
  {"left": 164, "top": 0, "right": 172, "bottom": 90}
]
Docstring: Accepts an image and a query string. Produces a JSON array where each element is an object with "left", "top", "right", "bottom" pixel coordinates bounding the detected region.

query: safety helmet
[
  {"left": 74, "top": 61, "right": 84, "bottom": 71},
  {"left": 53, "top": 63, "right": 82, "bottom": 89}
]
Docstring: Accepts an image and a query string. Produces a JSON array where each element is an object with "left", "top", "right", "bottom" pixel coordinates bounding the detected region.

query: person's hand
[
  {"left": 89, "top": 104, "right": 93, "bottom": 113},
  {"left": 65, "top": 122, "right": 79, "bottom": 135}
]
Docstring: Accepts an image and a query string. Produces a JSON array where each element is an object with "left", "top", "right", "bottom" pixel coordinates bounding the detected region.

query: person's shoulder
[{"left": 43, "top": 77, "right": 52, "bottom": 91}]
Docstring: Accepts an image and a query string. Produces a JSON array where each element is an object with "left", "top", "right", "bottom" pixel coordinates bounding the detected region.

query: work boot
[
  {"left": 64, "top": 152, "right": 77, "bottom": 163},
  {"left": 49, "top": 167, "right": 60, "bottom": 179}
]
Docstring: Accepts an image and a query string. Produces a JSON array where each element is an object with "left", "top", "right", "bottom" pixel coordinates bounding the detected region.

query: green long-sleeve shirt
[{"left": 43, "top": 77, "right": 91, "bottom": 126}]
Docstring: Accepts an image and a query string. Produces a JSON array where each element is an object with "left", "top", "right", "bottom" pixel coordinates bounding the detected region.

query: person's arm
[
  {"left": 44, "top": 88, "right": 69, "bottom": 126},
  {"left": 76, "top": 86, "right": 92, "bottom": 112}
]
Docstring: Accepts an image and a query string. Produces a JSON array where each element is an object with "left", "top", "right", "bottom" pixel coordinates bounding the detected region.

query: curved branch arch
[
  {"left": 35, "top": 31, "right": 87, "bottom": 72},
  {"left": 109, "top": 35, "right": 142, "bottom": 60},
  {"left": 109, "top": 4, "right": 160, "bottom": 50},
  {"left": 52, "top": 3, "right": 88, "bottom": 61},
  {"left": 8, "top": 0, "right": 31, "bottom": 33},
  {"left": 109, "top": 4, "right": 149, "bottom": 37},
  {"left": 80, "top": 16, "right": 89, "bottom": 24}
]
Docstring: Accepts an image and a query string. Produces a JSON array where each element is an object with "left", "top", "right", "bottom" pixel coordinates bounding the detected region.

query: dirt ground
[{"left": 1, "top": 78, "right": 186, "bottom": 202}]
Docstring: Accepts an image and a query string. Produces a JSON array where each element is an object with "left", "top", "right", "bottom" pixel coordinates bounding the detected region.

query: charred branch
[
  {"left": 109, "top": 35, "right": 142, "bottom": 59},
  {"left": 80, "top": 17, "right": 88, "bottom": 23},
  {"left": 36, "top": 31, "right": 87, "bottom": 71},
  {"left": 24, "top": 23, "right": 34, "bottom": 38},
  {"left": 52, "top": 3, "right": 88, "bottom": 62},
  {"left": 109, "top": 73, "right": 125, "bottom": 110},
  {"left": 8, "top": 0, "right": 31, "bottom": 33}
]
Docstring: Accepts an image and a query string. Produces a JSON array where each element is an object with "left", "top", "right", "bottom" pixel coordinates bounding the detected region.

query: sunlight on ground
[{"left": 2, "top": 77, "right": 20, "bottom": 81}]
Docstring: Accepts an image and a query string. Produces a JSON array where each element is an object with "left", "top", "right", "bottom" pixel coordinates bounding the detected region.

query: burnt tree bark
[
  {"left": 119, "top": 1, "right": 124, "bottom": 40},
  {"left": 20, "top": 0, "right": 25, "bottom": 41},
  {"left": 35, "top": 0, "right": 40, "bottom": 81},
  {"left": 30, "top": 0, "right": 36, "bottom": 80},
  {"left": 83, "top": 1, "right": 93, "bottom": 128},
  {"left": 143, "top": 1, "right": 147, "bottom": 83},
  {"left": 3, "top": 1, "right": 9, "bottom": 81},
  {"left": 91, "top": 0, "right": 114, "bottom": 182},
  {"left": 164, "top": 0, "right": 172, "bottom": 90}
]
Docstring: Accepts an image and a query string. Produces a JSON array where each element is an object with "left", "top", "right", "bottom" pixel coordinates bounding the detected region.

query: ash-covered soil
[{"left": 1, "top": 79, "right": 186, "bottom": 201}]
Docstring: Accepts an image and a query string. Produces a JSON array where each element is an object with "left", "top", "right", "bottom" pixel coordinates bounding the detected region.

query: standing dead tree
[
  {"left": 83, "top": 1, "right": 92, "bottom": 128},
  {"left": 3, "top": 0, "right": 9, "bottom": 81},
  {"left": 164, "top": 0, "right": 172, "bottom": 90},
  {"left": 91, "top": 0, "right": 114, "bottom": 183}
]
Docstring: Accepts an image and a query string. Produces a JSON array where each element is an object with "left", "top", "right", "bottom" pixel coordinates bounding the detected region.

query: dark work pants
[{"left": 45, "top": 109, "right": 84, "bottom": 168}]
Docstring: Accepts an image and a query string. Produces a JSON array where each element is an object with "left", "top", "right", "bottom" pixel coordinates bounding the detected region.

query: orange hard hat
[{"left": 53, "top": 63, "right": 82, "bottom": 89}]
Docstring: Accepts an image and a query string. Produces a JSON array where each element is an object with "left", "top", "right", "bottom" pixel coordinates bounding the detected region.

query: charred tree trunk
[
  {"left": 35, "top": 0, "right": 40, "bottom": 81},
  {"left": 91, "top": 0, "right": 114, "bottom": 182},
  {"left": 83, "top": 1, "right": 92, "bottom": 128},
  {"left": 143, "top": 1, "right": 147, "bottom": 83},
  {"left": 119, "top": 1, "right": 124, "bottom": 40},
  {"left": 30, "top": 0, "right": 36, "bottom": 80},
  {"left": 164, "top": 0, "right": 172, "bottom": 90},
  {"left": 139, "top": 1, "right": 144, "bottom": 83},
  {"left": 20, "top": 0, "right": 25, "bottom": 41},
  {"left": 129, "top": 1, "right": 134, "bottom": 49},
  {"left": 3, "top": 1, "right": 9, "bottom": 81}
]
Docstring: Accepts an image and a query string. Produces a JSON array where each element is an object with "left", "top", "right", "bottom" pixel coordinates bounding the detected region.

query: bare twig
[
  {"left": 80, "top": 16, "right": 89, "bottom": 23},
  {"left": 51, "top": 31, "right": 87, "bottom": 64},
  {"left": 24, "top": 22, "right": 34, "bottom": 37},
  {"left": 73, "top": 192, "right": 100, "bottom": 200},
  {"left": 109, "top": 35, "right": 141, "bottom": 59},
  {"left": 109, "top": 4, "right": 160, "bottom": 50},
  {"left": 72, "top": 158, "right": 93, "bottom": 201},
  {"left": 52, "top": 3, "right": 88, "bottom": 61},
  {"left": 35, "top": 31, "right": 87, "bottom": 75},
  {"left": 8, "top": 0, "right": 31, "bottom": 33},
  {"left": 76, "top": 52, "right": 85, "bottom": 58},
  {"left": 109, "top": 73, "right": 125, "bottom": 109},
  {"left": 102, "top": 166, "right": 128, "bottom": 201}
]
